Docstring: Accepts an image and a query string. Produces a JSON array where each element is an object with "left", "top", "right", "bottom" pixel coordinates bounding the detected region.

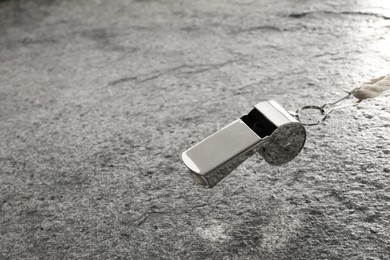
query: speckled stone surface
[{"left": 1, "top": 0, "right": 390, "bottom": 259}]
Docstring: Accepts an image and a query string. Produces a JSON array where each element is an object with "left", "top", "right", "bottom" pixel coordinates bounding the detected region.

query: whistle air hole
[{"left": 241, "top": 109, "right": 277, "bottom": 138}]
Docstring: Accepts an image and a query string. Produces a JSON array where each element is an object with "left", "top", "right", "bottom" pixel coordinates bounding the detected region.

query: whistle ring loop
[{"left": 296, "top": 105, "right": 327, "bottom": 126}]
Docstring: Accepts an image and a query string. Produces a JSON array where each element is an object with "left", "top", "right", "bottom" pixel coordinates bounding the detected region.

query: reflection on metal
[{"left": 181, "top": 100, "right": 306, "bottom": 188}]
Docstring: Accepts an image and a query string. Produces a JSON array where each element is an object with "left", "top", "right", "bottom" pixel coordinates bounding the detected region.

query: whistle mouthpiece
[{"left": 181, "top": 100, "right": 306, "bottom": 188}]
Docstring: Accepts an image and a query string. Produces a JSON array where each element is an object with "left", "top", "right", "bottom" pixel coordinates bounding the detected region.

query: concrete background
[{"left": 1, "top": 0, "right": 390, "bottom": 259}]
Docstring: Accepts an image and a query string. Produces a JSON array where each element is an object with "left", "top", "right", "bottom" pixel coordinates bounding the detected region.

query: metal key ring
[{"left": 295, "top": 105, "right": 327, "bottom": 126}]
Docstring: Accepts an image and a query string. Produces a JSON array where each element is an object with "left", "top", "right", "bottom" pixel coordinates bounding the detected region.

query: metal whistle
[{"left": 182, "top": 100, "right": 306, "bottom": 188}]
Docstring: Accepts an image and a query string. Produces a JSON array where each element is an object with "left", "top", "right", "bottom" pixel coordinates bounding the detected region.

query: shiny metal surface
[
  {"left": 258, "top": 122, "right": 306, "bottom": 165},
  {"left": 182, "top": 119, "right": 261, "bottom": 187},
  {"left": 254, "top": 100, "right": 297, "bottom": 127},
  {"left": 182, "top": 100, "right": 306, "bottom": 188}
]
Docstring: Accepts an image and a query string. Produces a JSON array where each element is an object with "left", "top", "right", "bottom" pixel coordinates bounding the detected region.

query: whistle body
[{"left": 182, "top": 100, "right": 306, "bottom": 188}]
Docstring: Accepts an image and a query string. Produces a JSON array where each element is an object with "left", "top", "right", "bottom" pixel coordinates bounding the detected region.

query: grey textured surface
[{"left": 1, "top": 0, "right": 390, "bottom": 259}]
